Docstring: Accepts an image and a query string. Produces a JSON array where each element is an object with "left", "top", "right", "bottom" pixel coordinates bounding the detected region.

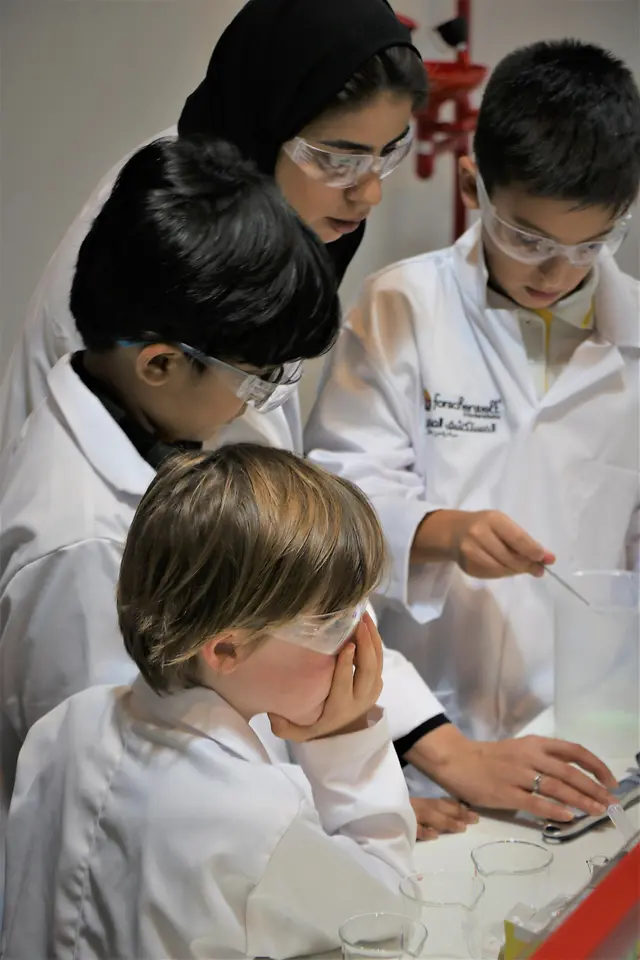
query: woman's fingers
[
  {"left": 518, "top": 790, "right": 576, "bottom": 823},
  {"left": 533, "top": 759, "right": 611, "bottom": 814},
  {"left": 544, "top": 739, "right": 618, "bottom": 791}
]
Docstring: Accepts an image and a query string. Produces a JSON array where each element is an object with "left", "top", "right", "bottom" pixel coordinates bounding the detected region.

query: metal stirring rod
[{"left": 539, "top": 564, "right": 592, "bottom": 607}]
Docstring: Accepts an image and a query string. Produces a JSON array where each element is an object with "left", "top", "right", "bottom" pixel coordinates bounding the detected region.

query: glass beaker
[
  {"left": 400, "top": 872, "right": 484, "bottom": 958},
  {"left": 587, "top": 855, "right": 610, "bottom": 876},
  {"left": 554, "top": 570, "right": 640, "bottom": 759},
  {"left": 471, "top": 840, "right": 553, "bottom": 959},
  {"left": 339, "top": 913, "right": 428, "bottom": 960}
]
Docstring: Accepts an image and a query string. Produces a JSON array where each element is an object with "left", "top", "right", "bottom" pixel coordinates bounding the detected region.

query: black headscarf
[{"left": 178, "top": 0, "right": 417, "bottom": 283}]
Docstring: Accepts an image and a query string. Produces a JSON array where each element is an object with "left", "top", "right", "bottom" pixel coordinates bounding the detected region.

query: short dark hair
[
  {"left": 475, "top": 40, "right": 640, "bottom": 214},
  {"left": 327, "top": 45, "right": 428, "bottom": 115},
  {"left": 71, "top": 137, "right": 341, "bottom": 365}
]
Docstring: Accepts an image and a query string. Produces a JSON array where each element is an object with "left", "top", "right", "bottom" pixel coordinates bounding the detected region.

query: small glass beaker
[
  {"left": 400, "top": 872, "right": 485, "bottom": 958},
  {"left": 587, "top": 855, "right": 610, "bottom": 876},
  {"left": 471, "top": 840, "right": 553, "bottom": 959},
  {"left": 339, "top": 913, "right": 428, "bottom": 960}
]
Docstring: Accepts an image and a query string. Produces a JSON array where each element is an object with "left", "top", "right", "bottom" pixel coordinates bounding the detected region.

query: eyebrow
[
  {"left": 317, "top": 126, "right": 410, "bottom": 154},
  {"left": 512, "top": 214, "right": 615, "bottom": 244}
]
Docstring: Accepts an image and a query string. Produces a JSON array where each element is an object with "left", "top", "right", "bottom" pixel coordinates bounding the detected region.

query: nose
[
  {"left": 537, "top": 256, "right": 574, "bottom": 284},
  {"left": 346, "top": 172, "right": 383, "bottom": 209}
]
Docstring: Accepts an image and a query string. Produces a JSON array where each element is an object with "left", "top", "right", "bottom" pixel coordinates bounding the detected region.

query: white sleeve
[
  {"left": 380, "top": 645, "right": 445, "bottom": 739},
  {"left": 305, "top": 287, "right": 454, "bottom": 623},
  {"left": 0, "top": 540, "right": 137, "bottom": 789},
  {"left": 243, "top": 712, "right": 416, "bottom": 959}
]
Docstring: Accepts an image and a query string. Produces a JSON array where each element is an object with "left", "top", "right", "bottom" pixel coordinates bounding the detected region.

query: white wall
[{"left": 2, "top": 0, "right": 639, "bottom": 419}]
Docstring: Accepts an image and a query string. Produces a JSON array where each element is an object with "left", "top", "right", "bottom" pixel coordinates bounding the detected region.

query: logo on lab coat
[{"left": 425, "top": 391, "right": 503, "bottom": 438}]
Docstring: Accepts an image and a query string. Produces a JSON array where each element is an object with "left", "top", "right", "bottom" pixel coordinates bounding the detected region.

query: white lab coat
[
  {"left": 306, "top": 224, "right": 640, "bottom": 744},
  {"left": 1, "top": 679, "right": 415, "bottom": 959}
]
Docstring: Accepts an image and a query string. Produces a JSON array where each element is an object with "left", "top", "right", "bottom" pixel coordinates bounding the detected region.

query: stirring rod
[
  {"left": 607, "top": 803, "right": 637, "bottom": 842},
  {"left": 539, "top": 565, "right": 591, "bottom": 607}
]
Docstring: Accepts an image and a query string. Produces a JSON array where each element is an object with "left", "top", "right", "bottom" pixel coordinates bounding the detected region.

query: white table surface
[{"left": 307, "top": 707, "right": 639, "bottom": 959}]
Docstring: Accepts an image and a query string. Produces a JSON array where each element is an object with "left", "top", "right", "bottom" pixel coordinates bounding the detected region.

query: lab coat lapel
[
  {"left": 454, "top": 225, "right": 540, "bottom": 414},
  {"left": 540, "top": 253, "right": 639, "bottom": 411},
  {"left": 539, "top": 338, "right": 624, "bottom": 410}
]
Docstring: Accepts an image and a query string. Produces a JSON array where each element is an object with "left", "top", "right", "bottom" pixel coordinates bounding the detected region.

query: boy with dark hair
[
  {"left": 307, "top": 40, "right": 639, "bottom": 801},
  {"left": 0, "top": 136, "right": 341, "bottom": 802}
]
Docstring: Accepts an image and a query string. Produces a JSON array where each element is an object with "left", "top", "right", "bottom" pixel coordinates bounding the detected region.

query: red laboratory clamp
[{"left": 399, "top": 4, "right": 487, "bottom": 240}]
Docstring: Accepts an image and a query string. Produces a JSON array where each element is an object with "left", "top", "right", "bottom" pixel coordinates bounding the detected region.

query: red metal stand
[{"left": 399, "top": 3, "right": 486, "bottom": 241}]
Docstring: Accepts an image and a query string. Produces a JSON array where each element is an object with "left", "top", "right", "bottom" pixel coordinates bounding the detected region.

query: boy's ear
[
  {"left": 459, "top": 156, "right": 480, "bottom": 211},
  {"left": 200, "top": 634, "right": 241, "bottom": 676},
  {"left": 135, "top": 344, "right": 184, "bottom": 388}
]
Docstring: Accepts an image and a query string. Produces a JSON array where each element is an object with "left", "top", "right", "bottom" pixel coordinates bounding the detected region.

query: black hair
[
  {"left": 328, "top": 45, "right": 428, "bottom": 114},
  {"left": 70, "top": 137, "right": 341, "bottom": 365},
  {"left": 474, "top": 40, "right": 640, "bottom": 214}
]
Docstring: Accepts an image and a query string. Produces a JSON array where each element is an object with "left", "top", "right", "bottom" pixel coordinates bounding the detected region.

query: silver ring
[{"left": 532, "top": 773, "right": 544, "bottom": 795}]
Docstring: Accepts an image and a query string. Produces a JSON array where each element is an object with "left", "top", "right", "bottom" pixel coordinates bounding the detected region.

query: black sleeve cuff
[{"left": 394, "top": 714, "right": 451, "bottom": 767}]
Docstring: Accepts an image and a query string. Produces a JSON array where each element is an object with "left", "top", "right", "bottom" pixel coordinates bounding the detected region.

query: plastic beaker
[
  {"left": 471, "top": 840, "right": 553, "bottom": 959},
  {"left": 339, "top": 913, "right": 428, "bottom": 960},
  {"left": 555, "top": 570, "right": 639, "bottom": 758},
  {"left": 400, "top": 872, "right": 484, "bottom": 957}
]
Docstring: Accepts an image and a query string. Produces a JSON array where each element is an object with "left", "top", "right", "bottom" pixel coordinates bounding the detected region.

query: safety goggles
[
  {"left": 282, "top": 128, "right": 414, "bottom": 189},
  {"left": 272, "top": 599, "right": 369, "bottom": 656},
  {"left": 476, "top": 174, "right": 631, "bottom": 267},
  {"left": 117, "top": 339, "right": 302, "bottom": 413}
]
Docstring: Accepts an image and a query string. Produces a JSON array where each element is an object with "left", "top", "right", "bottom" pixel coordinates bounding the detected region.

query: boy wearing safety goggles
[
  {"left": 2, "top": 446, "right": 416, "bottom": 960},
  {"left": 0, "top": 137, "right": 341, "bottom": 806},
  {"left": 307, "top": 41, "right": 639, "bottom": 800}
]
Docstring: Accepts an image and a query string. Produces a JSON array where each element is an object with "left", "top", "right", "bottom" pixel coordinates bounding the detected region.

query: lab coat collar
[
  {"left": 48, "top": 355, "right": 154, "bottom": 498},
  {"left": 593, "top": 251, "right": 640, "bottom": 348},
  {"left": 131, "top": 675, "right": 273, "bottom": 765}
]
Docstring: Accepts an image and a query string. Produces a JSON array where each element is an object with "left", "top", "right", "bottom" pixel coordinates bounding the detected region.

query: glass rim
[
  {"left": 400, "top": 871, "right": 485, "bottom": 909},
  {"left": 471, "top": 839, "right": 554, "bottom": 876},
  {"left": 338, "top": 911, "right": 428, "bottom": 947},
  {"left": 568, "top": 569, "right": 639, "bottom": 580}
]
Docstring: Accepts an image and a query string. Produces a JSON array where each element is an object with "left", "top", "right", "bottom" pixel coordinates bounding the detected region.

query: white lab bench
[{"left": 307, "top": 707, "right": 639, "bottom": 959}]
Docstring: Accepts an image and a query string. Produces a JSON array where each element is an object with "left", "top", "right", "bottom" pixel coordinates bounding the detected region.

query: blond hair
[{"left": 117, "top": 445, "right": 386, "bottom": 692}]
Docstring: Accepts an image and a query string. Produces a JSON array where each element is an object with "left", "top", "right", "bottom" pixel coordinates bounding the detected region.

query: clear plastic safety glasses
[
  {"left": 117, "top": 338, "right": 302, "bottom": 413},
  {"left": 282, "top": 128, "right": 414, "bottom": 189},
  {"left": 273, "top": 599, "right": 369, "bottom": 655},
  {"left": 476, "top": 174, "right": 631, "bottom": 267}
]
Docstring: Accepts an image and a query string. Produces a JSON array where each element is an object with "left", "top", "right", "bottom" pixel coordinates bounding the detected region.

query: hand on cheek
[{"left": 268, "top": 613, "right": 383, "bottom": 742}]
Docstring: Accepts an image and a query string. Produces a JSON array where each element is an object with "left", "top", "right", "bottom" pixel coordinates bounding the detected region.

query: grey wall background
[{"left": 2, "top": 0, "right": 639, "bottom": 419}]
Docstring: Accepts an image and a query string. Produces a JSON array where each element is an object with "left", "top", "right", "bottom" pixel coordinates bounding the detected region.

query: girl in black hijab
[
  {"left": 179, "top": 0, "right": 427, "bottom": 284},
  {"left": 180, "top": 3, "right": 483, "bottom": 845}
]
